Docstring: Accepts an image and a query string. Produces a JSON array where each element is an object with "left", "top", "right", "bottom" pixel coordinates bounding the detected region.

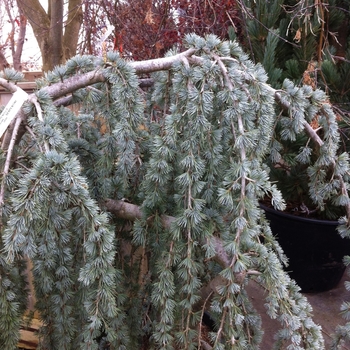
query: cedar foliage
[
  {"left": 234, "top": 0, "right": 350, "bottom": 218},
  {"left": 1, "top": 33, "right": 350, "bottom": 349}
]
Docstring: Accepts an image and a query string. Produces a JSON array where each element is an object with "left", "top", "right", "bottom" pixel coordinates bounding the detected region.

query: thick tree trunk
[
  {"left": 49, "top": 0, "right": 64, "bottom": 68},
  {"left": 63, "top": 0, "right": 83, "bottom": 59},
  {"left": 16, "top": 0, "right": 50, "bottom": 69},
  {"left": 16, "top": 0, "right": 83, "bottom": 71}
]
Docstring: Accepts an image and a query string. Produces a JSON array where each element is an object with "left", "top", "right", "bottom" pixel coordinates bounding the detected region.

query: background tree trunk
[
  {"left": 16, "top": 0, "right": 83, "bottom": 71},
  {"left": 1, "top": 0, "right": 27, "bottom": 71},
  {"left": 11, "top": 9, "right": 27, "bottom": 71},
  {"left": 48, "top": 0, "right": 64, "bottom": 68},
  {"left": 63, "top": 0, "right": 83, "bottom": 59}
]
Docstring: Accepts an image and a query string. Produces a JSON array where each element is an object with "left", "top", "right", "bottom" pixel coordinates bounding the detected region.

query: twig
[
  {"left": 25, "top": 125, "right": 43, "bottom": 153},
  {"left": 198, "top": 291, "right": 213, "bottom": 350},
  {"left": 53, "top": 95, "right": 74, "bottom": 107},
  {"left": 0, "top": 115, "right": 23, "bottom": 208},
  {"left": 28, "top": 95, "right": 50, "bottom": 153}
]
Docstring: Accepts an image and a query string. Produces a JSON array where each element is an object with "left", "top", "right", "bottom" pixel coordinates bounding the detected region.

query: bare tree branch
[
  {"left": 4, "top": 1, "right": 27, "bottom": 71},
  {"left": 0, "top": 115, "right": 23, "bottom": 206},
  {"left": 12, "top": 11, "right": 27, "bottom": 71},
  {"left": 104, "top": 198, "right": 230, "bottom": 268},
  {"left": 0, "top": 77, "right": 19, "bottom": 93},
  {"left": 38, "top": 47, "right": 198, "bottom": 101},
  {"left": 130, "top": 48, "right": 197, "bottom": 74},
  {"left": 16, "top": 0, "right": 50, "bottom": 52}
]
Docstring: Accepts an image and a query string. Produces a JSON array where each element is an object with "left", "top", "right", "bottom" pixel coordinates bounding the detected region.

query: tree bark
[
  {"left": 16, "top": 0, "right": 50, "bottom": 70},
  {"left": 49, "top": 0, "right": 64, "bottom": 68},
  {"left": 12, "top": 11, "right": 27, "bottom": 71},
  {"left": 2, "top": 0, "right": 26, "bottom": 70},
  {"left": 63, "top": 0, "right": 83, "bottom": 59},
  {"left": 103, "top": 198, "right": 231, "bottom": 269},
  {"left": 16, "top": 0, "right": 83, "bottom": 71}
]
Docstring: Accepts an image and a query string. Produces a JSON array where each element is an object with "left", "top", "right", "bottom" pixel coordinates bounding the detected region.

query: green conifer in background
[{"left": 238, "top": 0, "right": 350, "bottom": 113}]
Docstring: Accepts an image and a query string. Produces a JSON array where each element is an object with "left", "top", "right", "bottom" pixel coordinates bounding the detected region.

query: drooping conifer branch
[
  {"left": 1, "top": 42, "right": 349, "bottom": 231},
  {"left": 104, "top": 198, "right": 231, "bottom": 267},
  {"left": 0, "top": 34, "right": 345, "bottom": 349},
  {"left": 0, "top": 50, "right": 335, "bottom": 153}
]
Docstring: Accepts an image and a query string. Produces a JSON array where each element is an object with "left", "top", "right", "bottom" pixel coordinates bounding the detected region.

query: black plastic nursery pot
[{"left": 261, "top": 204, "right": 350, "bottom": 293}]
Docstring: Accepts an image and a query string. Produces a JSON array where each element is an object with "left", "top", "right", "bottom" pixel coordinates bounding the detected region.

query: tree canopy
[{"left": 1, "top": 33, "right": 350, "bottom": 350}]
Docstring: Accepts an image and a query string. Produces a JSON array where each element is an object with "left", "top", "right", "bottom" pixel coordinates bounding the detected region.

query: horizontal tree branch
[
  {"left": 0, "top": 48, "right": 199, "bottom": 151},
  {"left": 130, "top": 48, "right": 197, "bottom": 75},
  {"left": 104, "top": 198, "right": 259, "bottom": 309},
  {"left": 41, "top": 48, "right": 198, "bottom": 101},
  {"left": 104, "top": 198, "right": 231, "bottom": 269},
  {"left": 0, "top": 77, "right": 20, "bottom": 93},
  {"left": 1, "top": 48, "right": 198, "bottom": 108}
]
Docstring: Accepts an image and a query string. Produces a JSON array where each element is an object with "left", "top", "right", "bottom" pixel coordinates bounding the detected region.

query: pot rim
[{"left": 259, "top": 203, "right": 339, "bottom": 226}]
